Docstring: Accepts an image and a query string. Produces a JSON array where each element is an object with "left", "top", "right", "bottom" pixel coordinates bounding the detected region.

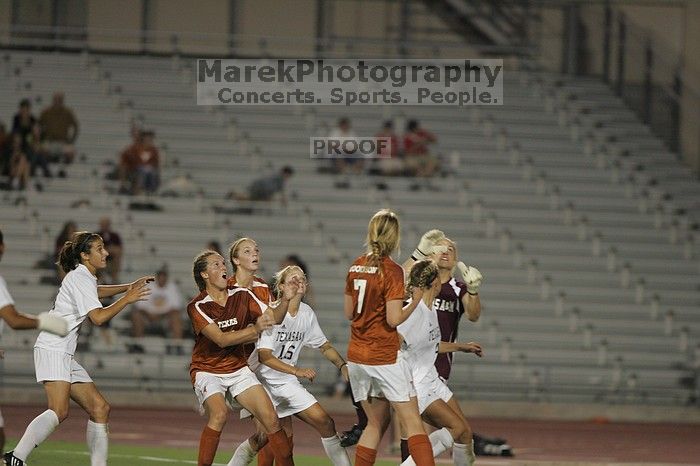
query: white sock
[
  {"left": 452, "top": 440, "right": 476, "bottom": 466},
  {"left": 430, "top": 427, "right": 454, "bottom": 456},
  {"left": 86, "top": 420, "right": 109, "bottom": 466},
  {"left": 228, "top": 439, "right": 257, "bottom": 466},
  {"left": 401, "top": 428, "right": 454, "bottom": 466},
  {"left": 13, "top": 409, "right": 60, "bottom": 460},
  {"left": 320, "top": 435, "right": 351, "bottom": 466}
]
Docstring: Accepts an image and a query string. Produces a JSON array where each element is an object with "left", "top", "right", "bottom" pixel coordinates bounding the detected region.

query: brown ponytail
[{"left": 56, "top": 231, "right": 101, "bottom": 273}]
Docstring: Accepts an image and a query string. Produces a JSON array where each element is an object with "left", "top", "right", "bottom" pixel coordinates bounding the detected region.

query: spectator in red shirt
[
  {"left": 403, "top": 119, "right": 439, "bottom": 178},
  {"left": 374, "top": 120, "right": 404, "bottom": 177},
  {"left": 119, "top": 129, "right": 160, "bottom": 195}
]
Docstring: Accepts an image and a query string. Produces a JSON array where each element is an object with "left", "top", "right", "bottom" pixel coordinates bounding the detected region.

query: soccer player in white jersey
[
  {"left": 228, "top": 265, "right": 351, "bottom": 466},
  {"left": 0, "top": 230, "right": 68, "bottom": 455},
  {"left": 398, "top": 260, "right": 483, "bottom": 466},
  {"left": 4, "top": 231, "right": 152, "bottom": 466}
]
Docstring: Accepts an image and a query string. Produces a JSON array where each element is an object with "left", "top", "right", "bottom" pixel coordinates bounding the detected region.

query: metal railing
[{"left": 0, "top": 24, "right": 536, "bottom": 60}]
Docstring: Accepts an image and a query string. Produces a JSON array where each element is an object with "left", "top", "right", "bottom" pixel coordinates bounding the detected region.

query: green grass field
[{"left": 4, "top": 440, "right": 400, "bottom": 465}]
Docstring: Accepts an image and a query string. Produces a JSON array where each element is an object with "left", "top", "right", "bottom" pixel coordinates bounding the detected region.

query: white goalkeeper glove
[
  {"left": 37, "top": 312, "right": 69, "bottom": 337},
  {"left": 412, "top": 229, "right": 446, "bottom": 261},
  {"left": 456, "top": 262, "right": 482, "bottom": 295}
]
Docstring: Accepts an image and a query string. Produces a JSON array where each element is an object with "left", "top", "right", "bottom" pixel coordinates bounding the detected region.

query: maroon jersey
[
  {"left": 187, "top": 287, "right": 267, "bottom": 384},
  {"left": 432, "top": 278, "right": 467, "bottom": 379}
]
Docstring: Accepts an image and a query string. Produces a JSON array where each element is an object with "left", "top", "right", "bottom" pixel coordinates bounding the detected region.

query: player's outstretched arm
[
  {"left": 88, "top": 279, "right": 151, "bottom": 326},
  {"left": 438, "top": 341, "right": 483, "bottom": 357},
  {"left": 259, "top": 348, "right": 316, "bottom": 381},
  {"left": 0, "top": 305, "right": 68, "bottom": 336},
  {"left": 201, "top": 313, "right": 273, "bottom": 348},
  {"left": 319, "top": 341, "right": 349, "bottom": 381},
  {"left": 97, "top": 276, "right": 154, "bottom": 298}
]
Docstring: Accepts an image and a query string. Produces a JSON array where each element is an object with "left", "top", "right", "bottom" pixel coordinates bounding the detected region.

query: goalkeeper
[{"left": 341, "top": 230, "right": 512, "bottom": 457}]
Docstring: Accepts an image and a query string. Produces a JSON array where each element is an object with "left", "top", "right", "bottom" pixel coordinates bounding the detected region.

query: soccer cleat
[
  {"left": 3, "top": 451, "right": 26, "bottom": 466},
  {"left": 473, "top": 435, "right": 514, "bottom": 457},
  {"left": 339, "top": 424, "right": 364, "bottom": 447}
]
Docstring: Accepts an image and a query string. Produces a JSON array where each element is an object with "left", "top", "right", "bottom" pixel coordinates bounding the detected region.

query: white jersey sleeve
[
  {"left": 303, "top": 309, "right": 328, "bottom": 349},
  {"left": 0, "top": 276, "right": 15, "bottom": 310}
]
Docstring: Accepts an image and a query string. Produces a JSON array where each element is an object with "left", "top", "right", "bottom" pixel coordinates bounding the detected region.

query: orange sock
[
  {"left": 267, "top": 429, "right": 294, "bottom": 466},
  {"left": 354, "top": 445, "right": 377, "bottom": 466},
  {"left": 198, "top": 426, "right": 222, "bottom": 466},
  {"left": 258, "top": 442, "right": 275, "bottom": 466},
  {"left": 407, "top": 434, "right": 435, "bottom": 466}
]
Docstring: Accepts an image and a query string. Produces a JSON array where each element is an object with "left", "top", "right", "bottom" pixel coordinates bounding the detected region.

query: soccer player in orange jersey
[
  {"left": 344, "top": 209, "right": 435, "bottom": 466},
  {"left": 188, "top": 251, "right": 300, "bottom": 466}
]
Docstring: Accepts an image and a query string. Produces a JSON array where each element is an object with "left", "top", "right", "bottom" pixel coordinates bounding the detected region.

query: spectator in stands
[
  {"left": 130, "top": 268, "right": 184, "bottom": 339},
  {"left": 0, "top": 123, "right": 11, "bottom": 183},
  {"left": 403, "top": 119, "right": 439, "bottom": 179},
  {"left": 38, "top": 91, "right": 78, "bottom": 164},
  {"left": 329, "top": 117, "right": 364, "bottom": 176},
  {"left": 96, "top": 217, "right": 122, "bottom": 283},
  {"left": 55, "top": 221, "right": 78, "bottom": 282},
  {"left": 136, "top": 130, "right": 160, "bottom": 194},
  {"left": 11, "top": 98, "right": 36, "bottom": 152},
  {"left": 226, "top": 165, "right": 294, "bottom": 205},
  {"left": 374, "top": 120, "right": 404, "bottom": 177},
  {"left": 9, "top": 133, "right": 31, "bottom": 190},
  {"left": 119, "top": 129, "right": 160, "bottom": 195},
  {"left": 118, "top": 126, "right": 142, "bottom": 194},
  {"left": 27, "top": 124, "right": 52, "bottom": 178}
]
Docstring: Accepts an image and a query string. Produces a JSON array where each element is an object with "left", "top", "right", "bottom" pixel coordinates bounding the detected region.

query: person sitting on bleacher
[
  {"left": 11, "top": 98, "right": 36, "bottom": 153},
  {"left": 403, "top": 119, "right": 439, "bottom": 179},
  {"left": 225, "top": 165, "right": 294, "bottom": 206},
  {"left": 130, "top": 268, "right": 184, "bottom": 340},
  {"left": 118, "top": 129, "right": 160, "bottom": 195},
  {"left": 38, "top": 91, "right": 78, "bottom": 165}
]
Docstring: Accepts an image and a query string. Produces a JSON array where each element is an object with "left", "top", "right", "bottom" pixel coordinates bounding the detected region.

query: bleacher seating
[{"left": 1, "top": 49, "right": 698, "bottom": 405}]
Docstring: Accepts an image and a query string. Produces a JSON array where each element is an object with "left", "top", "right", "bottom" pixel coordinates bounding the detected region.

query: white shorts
[
  {"left": 347, "top": 358, "right": 414, "bottom": 403},
  {"left": 193, "top": 366, "right": 261, "bottom": 408},
  {"left": 241, "top": 378, "right": 317, "bottom": 419},
  {"left": 34, "top": 348, "right": 93, "bottom": 384},
  {"left": 414, "top": 373, "right": 454, "bottom": 414}
]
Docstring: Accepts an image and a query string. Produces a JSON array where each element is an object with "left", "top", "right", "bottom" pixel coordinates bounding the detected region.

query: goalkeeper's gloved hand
[
  {"left": 38, "top": 312, "right": 69, "bottom": 337},
  {"left": 412, "top": 229, "right": 446, "bottom": 261},
  {"left": 456, "top": 262, "right": 482, "bottom": 295}
]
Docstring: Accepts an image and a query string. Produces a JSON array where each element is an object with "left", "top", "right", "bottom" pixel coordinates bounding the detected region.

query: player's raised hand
[
  {"left": 456, "top": 262, "right": 482, "bottom": 295},
  {"left": 124, "top": 279, "right": 151, "bottom": 304},
  {"left": 294, "top": 367, "right": 316, "bottom": 382},
  {"left": 131, "top": 275, "right": 155, "bottom": 289},
  {"left": 412, "top": 229, "right": 446, "bottom": 260}
]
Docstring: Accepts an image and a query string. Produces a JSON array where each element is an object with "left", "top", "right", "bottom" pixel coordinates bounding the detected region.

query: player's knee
[
  {"left": 209, "top": 407, "right": 228, "bottom": 429},
  {"left": 91, "top": 399, "right": 110, "bottom": 422},
  {"left": 317, "top": 415, "right": 336, "bottom": 437},
  {"left": 51, "top": 406, "right": 69, "bottom": 422}
]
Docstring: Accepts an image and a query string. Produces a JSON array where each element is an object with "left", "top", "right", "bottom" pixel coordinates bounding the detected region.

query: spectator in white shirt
[{"left": 130, "top": 268, "right": 184, "bottom": 339}]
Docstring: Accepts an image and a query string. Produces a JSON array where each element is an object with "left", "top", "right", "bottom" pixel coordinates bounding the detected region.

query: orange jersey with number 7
[{"left": 345, "top": 254, "right": 405, "bottom": 365}]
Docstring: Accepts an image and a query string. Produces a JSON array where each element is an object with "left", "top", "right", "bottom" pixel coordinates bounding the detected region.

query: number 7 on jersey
[{"left": 353, "top": 279, "right": 367, "bottom": 314}]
